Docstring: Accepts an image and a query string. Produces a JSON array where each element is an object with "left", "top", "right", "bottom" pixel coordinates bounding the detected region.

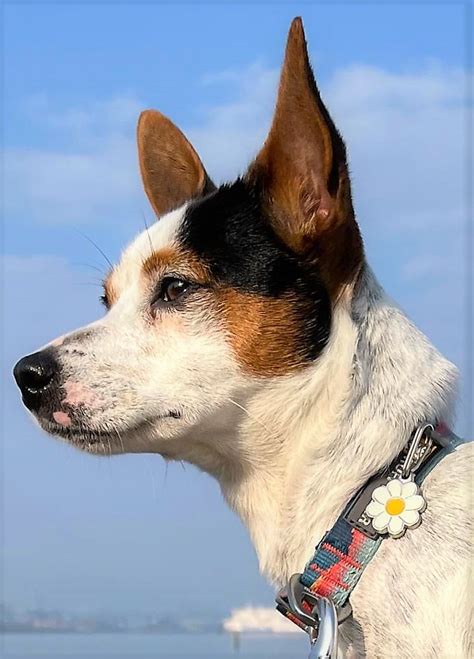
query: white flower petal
[
  {"left": 400, "top": 509, "right": 420, "bottom": 527},
  {"left": 366, "top": 501, "right": 384, "bottom": 517},
  {"left": 387, "top": 480, "right": 402, "bottom": 497},
  {"left": 388, "top": 515, "right": 405, "bottom": 537},
  {"left": 405, "top": 495, "right": 426, "bottom": 511},
  {"left": 372, "top": 512, "right": 390, "bottom": 532},
  {"left": 372, "top": 485, "right": 390, "bottom": 504},
  {"left": 401, "top": 481, "right": 418, "bottom": 498}
]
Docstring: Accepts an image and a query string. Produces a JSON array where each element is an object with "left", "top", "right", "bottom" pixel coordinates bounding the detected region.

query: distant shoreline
[{"left": 1, "top": 629, "right": 300, "bottom": 637}]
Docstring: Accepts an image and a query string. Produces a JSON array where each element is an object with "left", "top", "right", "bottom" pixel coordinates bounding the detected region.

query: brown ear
[
  {"left": 248, "top": 18, "right": 363, "bottom": 296},
  {"left": 137, "top": 110, "right": 215, "bottom": 217}
]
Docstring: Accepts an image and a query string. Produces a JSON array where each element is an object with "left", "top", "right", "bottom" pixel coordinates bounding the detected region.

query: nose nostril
[
  {"left": 21, "top": 364, "right": 54, "bottom": 392},
  {"left": 13, "top": 350, "right": 58, "bottom": 402}
]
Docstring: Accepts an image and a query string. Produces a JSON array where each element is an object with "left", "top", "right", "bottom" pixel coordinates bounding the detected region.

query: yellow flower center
[{"left": 385, "top": 497, "right": 405, "bottom": 516}]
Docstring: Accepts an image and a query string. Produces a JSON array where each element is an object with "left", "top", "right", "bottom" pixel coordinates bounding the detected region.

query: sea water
[{"left": 1, "top": 632, "right": 309, "bottom": 658}]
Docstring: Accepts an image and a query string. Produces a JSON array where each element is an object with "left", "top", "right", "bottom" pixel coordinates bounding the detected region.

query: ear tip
[
  {"left": 137, "top": 109, "right": 180, "bottom": 144},
  {"left": 285, "top": 16, "right": 309, "bottom": 63},
  {"left": 290, "top": 16, "right": 304, "bottom": 31},
  {"left": 288, "top": 16, "right": 305, "bottom": 40},
  {"left": 138, "top": 109, "right": 164, "bottom": 127},
  {"left": 137, "top": 110, "right": 155, "bottom": 135}
]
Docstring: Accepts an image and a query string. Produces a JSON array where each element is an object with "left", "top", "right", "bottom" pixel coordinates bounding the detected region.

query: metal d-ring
[
  {"left": 286, "top": 574, "right": 319, "bottom": 628},
  {"left": 276, "top": 574, "right": 351, "bottom": 659}
]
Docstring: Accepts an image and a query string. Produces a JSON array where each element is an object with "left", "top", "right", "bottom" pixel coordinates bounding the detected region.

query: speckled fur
[
  {"left": 19, "top": 18, "right": 472, "bottom": 658},
  {"left": 34, "top": 240, "right": 471, "bottom": 657}
]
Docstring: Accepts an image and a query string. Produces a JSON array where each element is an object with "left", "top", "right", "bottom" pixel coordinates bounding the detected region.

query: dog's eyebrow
[
  {"left": 142, "top": 247, "right": 179, "bottom": 276},
  {"left": 141, "top": 247, "right": 211, "bottom": 283}
]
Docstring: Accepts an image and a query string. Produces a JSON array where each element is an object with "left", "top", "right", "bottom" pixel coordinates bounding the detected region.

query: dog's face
[{"left": 13, "top": 18, "right": 363, "bottom": 456}]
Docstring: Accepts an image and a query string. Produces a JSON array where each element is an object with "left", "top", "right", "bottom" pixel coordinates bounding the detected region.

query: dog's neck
[{"left": 167, "top": 266, "right": 457, "bottom": 586}]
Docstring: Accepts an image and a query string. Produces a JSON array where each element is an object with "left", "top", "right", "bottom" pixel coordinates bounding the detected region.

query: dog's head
[{"left": 13, "top": 18, "right": 363, "bottom": 456}]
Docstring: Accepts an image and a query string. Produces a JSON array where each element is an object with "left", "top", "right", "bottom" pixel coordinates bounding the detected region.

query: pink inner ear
[{"left": 53, "top": 411, "right": 72, "bottom": 427}]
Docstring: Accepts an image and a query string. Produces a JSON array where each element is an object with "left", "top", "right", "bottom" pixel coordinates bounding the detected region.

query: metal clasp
[
  {"left": 401, "top": 423, "right": 434, "bottom": 479},
  {"left": 276, "top": 574, "right": 352, "bottom": 659},
  {"left": 308, "top": 596, "right": 339, "bottom": 659}
]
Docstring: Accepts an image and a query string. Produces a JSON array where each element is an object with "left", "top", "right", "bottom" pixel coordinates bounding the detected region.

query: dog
[{"left": 14, "top": 17, "right": 471, "bottom": 658}]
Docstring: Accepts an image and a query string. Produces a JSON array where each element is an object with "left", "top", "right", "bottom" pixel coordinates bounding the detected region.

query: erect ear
[
  {"left": 137, "top": 110, "right": 215, "bottom": 218},
  {"left": 247, "top": 18, "right": 363, "bottom": 295}
]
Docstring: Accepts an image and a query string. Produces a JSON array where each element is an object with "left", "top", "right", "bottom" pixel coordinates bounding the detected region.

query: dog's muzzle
[{"left": 13, "top": 348, "right": 61, "bottom": 414}]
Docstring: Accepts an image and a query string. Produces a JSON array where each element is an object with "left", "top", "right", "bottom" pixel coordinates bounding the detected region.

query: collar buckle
[{"left": 276, "top": 574, "right": 352, "bottom": 658}]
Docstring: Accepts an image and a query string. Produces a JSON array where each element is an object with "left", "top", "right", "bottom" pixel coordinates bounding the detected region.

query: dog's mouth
[{"left": 38, "top": 411, "right": 182, "bottom": 454}]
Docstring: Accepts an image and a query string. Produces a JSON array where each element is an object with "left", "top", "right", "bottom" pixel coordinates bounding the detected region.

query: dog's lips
[
  {"left": 40, "top": 419, "right": 121, "bottom": 445},
  {"left": 38, "top": 410, "right": 182, "bottom": 449}
]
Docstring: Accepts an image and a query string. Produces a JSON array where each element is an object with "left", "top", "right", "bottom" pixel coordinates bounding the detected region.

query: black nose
[{"left": 13, "top": 350, "right": 58, "bottom": 410}]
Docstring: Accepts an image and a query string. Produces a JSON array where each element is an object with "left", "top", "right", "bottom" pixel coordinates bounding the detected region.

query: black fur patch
[{"left": 179, "top": 179, "right": 331, "bottom": 362}]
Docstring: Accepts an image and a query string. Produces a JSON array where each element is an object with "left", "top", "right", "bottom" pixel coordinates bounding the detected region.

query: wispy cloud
[
  {"left": 24, "top": 94, "right": 144, "bottom": 142},
  {"left": 5, "top": 96, "right": 144, "bottom": 225},
  {"left": 6, "top": 143, "right": 139, "bottom": 224},
  {"left": 190, "top": 61, "right": 278, "bottom": 180},
  {"left": 325, "top": 64, "right": 467, "bottom": 235},
  {"left": 4, "top": 61, "right": 467, "bottom": 236}
]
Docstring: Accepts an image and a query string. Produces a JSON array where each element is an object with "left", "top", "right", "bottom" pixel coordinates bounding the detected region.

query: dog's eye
[
  {"left": 99, "top": 293, "right": 109, "bottom": 309},
  {"left": 151, "top": 277, "right": 196, "bottom": 314},
  {"left": 155, "top": 278, "right": 190, "bottom": 305},
  {"left": 163, "top": 279, "right": 188, "bottom": 302}
]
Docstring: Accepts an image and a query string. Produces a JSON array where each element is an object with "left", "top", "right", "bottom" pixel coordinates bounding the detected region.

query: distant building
[{"left": 223, "top": 606, "right": 300, "bottom": 634}]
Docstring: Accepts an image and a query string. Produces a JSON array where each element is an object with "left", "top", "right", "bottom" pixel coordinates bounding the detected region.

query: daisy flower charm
[{"left": 365, "top": 479, "right": 426, "bottom": 538}]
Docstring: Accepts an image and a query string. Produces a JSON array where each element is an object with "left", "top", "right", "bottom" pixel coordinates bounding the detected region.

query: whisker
[
  {"left": 146, "top": 456, "right": 159, "bottom": 501},
  {"left": 142, "top": 211, "right": 154, "bottom": 254},
  {"left": 75, "top": 230, "right": 114, "bottom": 269},
  {"left": 75, "top": 282, "right": 104, "bottom": 288},
  {"left": 72, "top": 262, "right": 106, "bottom": 275},
  {"left": 163, "top": 461, "right": 169, "bottom": 488},
  {"left": 77, "top": 276, "right": 104, "bottom": 284},
  {"left": 226, "top": 397, "right": 273, "bottom": 434},
  {"left": 112, "top": 425, "right": 125, "bottom": 455}
]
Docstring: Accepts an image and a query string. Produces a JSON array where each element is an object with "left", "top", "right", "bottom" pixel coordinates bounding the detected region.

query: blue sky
[{"left": 2, "top": 2, "right": 471, "bottom": 617}]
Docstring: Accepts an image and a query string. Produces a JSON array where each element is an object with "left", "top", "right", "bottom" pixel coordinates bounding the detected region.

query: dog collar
[{"left": 276, "top": 423, "right": 466, "bottom": 658}]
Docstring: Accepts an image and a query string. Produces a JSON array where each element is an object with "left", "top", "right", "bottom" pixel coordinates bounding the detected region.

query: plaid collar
[{"left": 276, "top": 423, "right": 466, "bottom": 657}]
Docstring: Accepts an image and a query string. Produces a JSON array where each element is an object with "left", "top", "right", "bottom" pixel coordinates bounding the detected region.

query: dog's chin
[{"left": 37, "top": 412, "right": 181, "bottom": 455}]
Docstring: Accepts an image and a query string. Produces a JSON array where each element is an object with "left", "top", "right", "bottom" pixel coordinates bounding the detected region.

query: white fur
[{"left": 36, "top": 210, "right": 471, "bottom": 657}]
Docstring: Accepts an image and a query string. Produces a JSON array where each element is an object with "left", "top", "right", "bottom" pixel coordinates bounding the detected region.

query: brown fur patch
[
  {"left": 216, "top": 288, "right": 313, "bottom": 376},
  {"left": 142, "top": 247, "right": 181, "bottom": 277},
  {"left": 101, "top": 248, "right": 213, "bottom": 310},
  {"left": 141, "top": 247, "right": 212, "bottom": 284},
  {"left": 103, "top": 270, "right": 118, "bottom": 307},
  {"left": 247, "top": 17, "right": 364, "bottom": 301},
  {"left": 137, "top": 110, "right": 215, "bottom": 218}
]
